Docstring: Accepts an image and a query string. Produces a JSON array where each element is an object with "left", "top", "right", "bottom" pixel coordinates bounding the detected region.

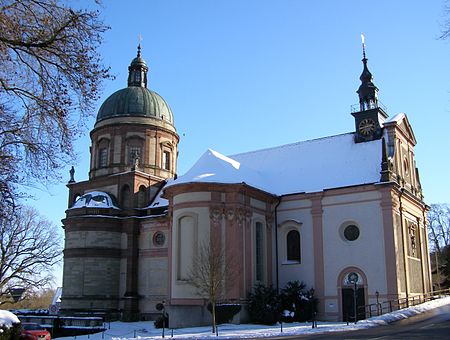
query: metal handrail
[
  {"left": 361, "top": 289, "right": 450, "bottom": 319},
  {"left": 350, "top": 100, "right": 388, "bottom": 113}
]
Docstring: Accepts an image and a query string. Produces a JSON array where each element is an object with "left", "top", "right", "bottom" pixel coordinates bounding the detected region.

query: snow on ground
[{"left": 58, "top": 296, "right": 450, "bottom": 340}]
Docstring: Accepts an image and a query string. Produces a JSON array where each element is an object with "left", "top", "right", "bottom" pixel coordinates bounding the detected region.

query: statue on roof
[{"left": 68, "top": 166, "right": 75, "bottom": 183}]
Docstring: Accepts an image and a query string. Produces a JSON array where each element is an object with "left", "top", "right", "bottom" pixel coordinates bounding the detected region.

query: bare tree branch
[
  {"left": 440, "top": 1, "right": 450, "bottom": 39},
  {"left": 0, "top": 206, "right": 62, "bottom": 296},
  {"left": 428, "top": 203, "right": 450, "bottom": 254},
  {"left": 0, "top": 0, "right": 112, "bottom": 213},
  {"left": 187, "top": 239, "right": 236, "bottom": 334}
]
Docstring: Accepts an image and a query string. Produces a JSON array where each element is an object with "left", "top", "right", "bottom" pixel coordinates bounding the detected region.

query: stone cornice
[
  {"left": 64, "top": 247, "right": 125, "bottom": 258},
  {"left": 163, "top": 182, "right": 278, "bottom": 203}
]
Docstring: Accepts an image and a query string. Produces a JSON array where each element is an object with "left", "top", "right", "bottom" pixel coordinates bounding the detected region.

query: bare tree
[
  {"left": 1, "top": 287, "right": 56, "bottom": 309},
  {"left": 427, "top": 203, "right": 450, "bottom": 290},
  {"left": 440, "top": 1, "right": 450, "bottom": 40},
  {"left": 0, "top": 206, "right": 62, "bottom": 297},
  {"left": 187, "top": 240, "right": 235, "bottom": 334},
  {"left": 427, "top": 203, "right": 450, "bottom": 254},
  {"left": 0, "top": 0, "right": 111, "bottom": 213}
]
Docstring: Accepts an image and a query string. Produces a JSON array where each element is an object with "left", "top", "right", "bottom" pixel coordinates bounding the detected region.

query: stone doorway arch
[{"left": 337, "top": 267, "right": 368, "bottom": 322}]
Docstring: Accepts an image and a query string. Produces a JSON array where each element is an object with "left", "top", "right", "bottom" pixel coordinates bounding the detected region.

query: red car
[{"left": 20, "top": 323, "right": 51, "bottom": 340}]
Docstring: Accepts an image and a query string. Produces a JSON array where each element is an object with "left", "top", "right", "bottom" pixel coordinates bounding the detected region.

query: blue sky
[{"left": 27, "top": 1, "right": 450, "bottom": 284}]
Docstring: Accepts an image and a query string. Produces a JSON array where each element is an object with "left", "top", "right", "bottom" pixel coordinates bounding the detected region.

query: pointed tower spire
[
  {"left": 357, "top": 34, "right": 378, "bottom": 111},
  {"left": 351, "top": 35, "right": 388, "bottom": 143},
  {"left": 128, "top": 44, "right": 148, "bottom": 87}
]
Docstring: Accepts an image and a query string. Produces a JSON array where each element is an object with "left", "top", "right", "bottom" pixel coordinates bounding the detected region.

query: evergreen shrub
[
  {"left": 0, "top": 323, "right": 21, "bottom": 340},
  {"left": 207, "top": 303, "right": 241, "bottom": 324},
  {"left": 247, "top": 284, "right": 281, "bottom": 325},
  {"left": 280, "top": 281, "right": 317, "bottom": 322}
]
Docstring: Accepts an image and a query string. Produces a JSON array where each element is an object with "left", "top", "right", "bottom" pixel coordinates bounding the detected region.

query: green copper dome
[
  {"left": 96, "top": 46, "right": 174, "bottom": 125},
  {"left": 96, "top": 87, "right": 174, "bottom": 124}
]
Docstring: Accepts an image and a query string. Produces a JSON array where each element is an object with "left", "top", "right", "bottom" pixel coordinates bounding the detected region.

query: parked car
[{"left": 20, "top": 322, "right": 51, "bottom": 340}]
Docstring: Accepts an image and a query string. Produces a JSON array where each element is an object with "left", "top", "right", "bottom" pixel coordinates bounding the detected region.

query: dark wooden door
[{"left": 342, "top": 287, "right": 365, "bottom": 322}]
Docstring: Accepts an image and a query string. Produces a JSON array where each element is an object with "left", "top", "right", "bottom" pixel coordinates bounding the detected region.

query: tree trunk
[{"left": 212, "top": 300, "right": 217, "bottom": 334}]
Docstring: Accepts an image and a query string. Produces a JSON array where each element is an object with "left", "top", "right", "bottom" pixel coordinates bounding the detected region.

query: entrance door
[{"left": 342, "top": 287, "right": 365, "bottom": 322}]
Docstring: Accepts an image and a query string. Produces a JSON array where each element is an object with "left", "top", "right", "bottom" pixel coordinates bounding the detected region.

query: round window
[
  {"left": 343, "top": 225, "right": 360, "bottom": 241},
  {"left": 153, "top": 231, "right": 165, "bottom": 246}
]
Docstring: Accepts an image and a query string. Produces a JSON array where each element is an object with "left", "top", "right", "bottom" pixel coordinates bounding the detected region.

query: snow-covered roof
[
  {"left": 169, "top": 133, "right": 382, "bottom": 196},
  {"left": 51, "top": 287, "right": 62, "bottom": 305},
  {"left": 71, "top": 191, "right": 120, "bottom": 209},
  {"left": 383, "top": 112, "right": 406, "bottom": 124},
  {"left": 166, "top": 149, "right": 268, "bottom": 192},
  {"left": 0, "top": 310, "right": 20, "bottom": 329},
  {"left": 146, "top": 182, "right": 170, "bottom": 208}
]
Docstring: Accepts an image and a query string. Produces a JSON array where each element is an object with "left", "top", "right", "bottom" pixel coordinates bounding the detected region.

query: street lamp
[
  {"left": 348, "top": 273, "right": 359, "bottom": 324},
  {"left": 156, "top": 300, "right": 167, "bottom": 338},
  {"left": 310, "top": 288, "right": 316, "bottom": 329},
  {"left": 375, "top": 291, "right": 380, "bottom": 315}
]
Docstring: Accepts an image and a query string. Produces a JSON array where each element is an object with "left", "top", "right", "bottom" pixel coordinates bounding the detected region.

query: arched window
[
  {"left": 121, "top": 185, "right": 131, "bottom": 208},
  {"left": 137, "top": 185, "right": 146, "bottom": 208},
  {"left": 99, "top": 148, "right": 108, "bottom": 167},
  {"left": 177, "top": 214, "right": 197, "bottom": 280},
  {"left": 97, "top": 138, "right": 110, "bottom": 168},
  {"left": 126, "top": 137, "right": 144, "bottom": 166},
  {"left": 286, "top": 230, "right": 301, "bottom": 262},
  {"left": 255, "top": 222, "right": 264, "bottom": 282},
  {"left": 129, "top": 146, "right": 141, "bottom": 165}
]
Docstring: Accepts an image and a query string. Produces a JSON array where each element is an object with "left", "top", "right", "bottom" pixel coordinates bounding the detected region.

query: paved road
[{"left": 260, "top": 302, "right": 450, "bottom": 339}]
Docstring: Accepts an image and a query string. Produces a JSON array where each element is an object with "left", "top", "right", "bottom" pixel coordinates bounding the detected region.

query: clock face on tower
[{"left": 358, "top": 118, "right": 376, "bottom": 137}]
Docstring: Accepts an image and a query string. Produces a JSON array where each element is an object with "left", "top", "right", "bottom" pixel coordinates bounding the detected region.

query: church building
[{"left": 60, "top": 44, "right": 431, "bottom": 327}]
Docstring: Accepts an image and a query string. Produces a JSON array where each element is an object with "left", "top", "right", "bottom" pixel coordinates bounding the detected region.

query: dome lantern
[
  {"left": 95, "top": 46, "right": 175, "bottom": 126},
  {"left": 127, "top": 44, "right": 148, "bottom": 88}
]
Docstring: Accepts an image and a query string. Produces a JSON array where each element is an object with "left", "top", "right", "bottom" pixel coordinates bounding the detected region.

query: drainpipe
[{"left": 274, "top": 197, "right": 281, "bottom": 292}]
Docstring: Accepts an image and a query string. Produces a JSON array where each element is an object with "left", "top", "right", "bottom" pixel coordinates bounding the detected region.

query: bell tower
[{"left": 351, "top": 35, "right": 388, "bottom": 143}]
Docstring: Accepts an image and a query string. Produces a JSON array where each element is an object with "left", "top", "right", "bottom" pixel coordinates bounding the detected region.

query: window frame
[
  {"left": 99, "top": 148, "right": 108, "bottom": 168},
  {"left": 128, "top": 146, "right": 141, "bottom": 166},
  {"left": 125, "top": 136, "right": 144, "bottom": 166},
  {"left": 176, "top": 213, "right": 199, "bottom": 282},
  {"left": 162, "top": 150, "right": 171, "bottom": 170},
  {"left": 339, "top": 221, "right": 361, "bottom": 243},
  {"left": 96, "top": 137, "right": 110, "bottom": 169},
  {"left": 160, "top": 141, "right": 173, "bottom": 171},
  {"left": 279, "top": 220, "right": 302, "bottom": 266},
  {"left": 255, "top": 222, "right": 264, "bottom": 282},
  {"left": 286, "top": 229, "right": 301, "bottom": 263}
]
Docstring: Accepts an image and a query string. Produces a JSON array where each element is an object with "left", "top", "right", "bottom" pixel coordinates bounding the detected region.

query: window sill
[
  {"left": 282, "top": 260, "right": 301, "bottom": 265},
  {"left": 176, "top": 279, "right": 190, "bottom": 285}
]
